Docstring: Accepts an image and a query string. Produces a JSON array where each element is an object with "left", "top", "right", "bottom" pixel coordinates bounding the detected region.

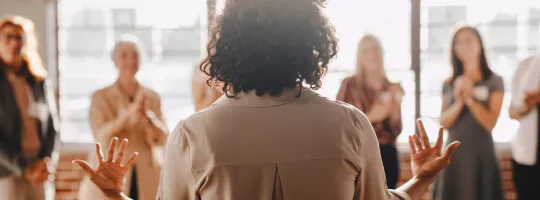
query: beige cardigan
[
  {"left": 156, "top": 88, "right": 410, "bottom": 200},
  {"left": 79, "top": 82, "right": 167, "bottom": 200}
]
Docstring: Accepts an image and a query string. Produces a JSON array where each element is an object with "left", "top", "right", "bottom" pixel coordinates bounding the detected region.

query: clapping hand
[
  {"left": 24, "top": 157, "right": 54, "bottom": 185},
  {"left": 127, "top": 93, "right": 148, "bottom": 125},
  {"left": 408, "top": 120, "right": 461, "bottom": 179},
  {"left": 524, "top": 90, "right": 540, "bottom": 109},
  {"left": 454, "top": 76, "right": 473, "bottom": 102},
  {"left": 73, "top": 137, "right": 138, "bottom": 198}
]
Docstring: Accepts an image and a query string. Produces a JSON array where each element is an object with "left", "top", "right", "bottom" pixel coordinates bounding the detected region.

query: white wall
[{"left": 0, "top": 0, "right": 57, "bottom": 86}]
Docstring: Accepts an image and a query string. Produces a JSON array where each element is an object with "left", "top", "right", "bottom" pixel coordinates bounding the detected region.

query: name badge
[
  {"left": 28, "top": 101, "right": 49, "bottom": 121},
  {"left": 473, "top": 86, "right": 489, "bottom": 101}
]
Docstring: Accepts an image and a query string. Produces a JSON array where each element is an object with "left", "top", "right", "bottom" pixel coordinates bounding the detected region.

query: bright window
[
  {"left": 420, "top": 0, "right": 540, "bottom": 142},
  {"left": 58, "top": 0, "right": 207, "bottom": 142},
  {"left": 57, "top": 0, "right": 537, "bottom": 143}
]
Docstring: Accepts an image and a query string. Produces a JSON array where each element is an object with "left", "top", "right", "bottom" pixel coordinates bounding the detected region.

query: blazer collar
[{"left": 214, "top": 87, "right": 319, "bottom": 108}]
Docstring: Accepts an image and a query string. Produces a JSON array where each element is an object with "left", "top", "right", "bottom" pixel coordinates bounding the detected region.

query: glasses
[{"left": 0, "top": 33, "right": 25, "bottom": 42}]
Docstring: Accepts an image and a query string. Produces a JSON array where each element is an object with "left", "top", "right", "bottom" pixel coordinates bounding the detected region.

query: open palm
[
  {"left": 409, "top": 120, "right": 461, "bottom": 179},
  {"left": 73, "top": 137, "right": 138, "bottom": 196}
]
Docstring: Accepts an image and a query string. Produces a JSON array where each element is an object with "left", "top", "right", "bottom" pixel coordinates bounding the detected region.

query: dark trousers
[
  {"left": 129, "top": 165, "right": 138, "bottom": 200},
  {"left": 380, "top": 144, "right": 399, "bottom": 189},
  {"left": 512, "top": 160, "right": 540, "bottom": 200}
]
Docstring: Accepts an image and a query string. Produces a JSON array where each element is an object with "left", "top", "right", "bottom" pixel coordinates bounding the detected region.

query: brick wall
[{"left": 54, "top": 144, "right": 517, "bottom": 200}]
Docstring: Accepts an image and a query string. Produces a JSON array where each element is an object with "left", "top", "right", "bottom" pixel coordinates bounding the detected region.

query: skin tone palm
[
  {"left": 76, "top": 119, "right": 460, "bottom": 200},
  {"left": 73, "top": 137, "right": 137, "bottom": 199},
  {"left": 0, "top": 24, "right": 54, "bottom": 186}
]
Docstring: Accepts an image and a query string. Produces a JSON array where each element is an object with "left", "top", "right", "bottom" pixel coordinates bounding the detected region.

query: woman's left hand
[
  {"left": 409, "top": 120, "right": 461, "bottom": 179},
  {"left": 73, "top": 137, "right": 138, "bottom": 198}
]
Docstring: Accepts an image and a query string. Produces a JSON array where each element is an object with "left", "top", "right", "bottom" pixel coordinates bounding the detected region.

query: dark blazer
[{"left": 0, "top": 60, "right": 59, "bottom": 178}]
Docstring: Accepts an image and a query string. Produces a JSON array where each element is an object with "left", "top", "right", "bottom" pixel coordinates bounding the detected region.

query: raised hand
[
  {"left": 408, "top": 119, "right": 461, "bottom": 179},
  {"left": 73, "top": 137, "right": 138, "bottom": 197}
]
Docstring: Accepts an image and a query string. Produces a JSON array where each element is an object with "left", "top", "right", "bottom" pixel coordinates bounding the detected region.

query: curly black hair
[{"left": 200, "top": 0, "right": 338, "bottom": 97}]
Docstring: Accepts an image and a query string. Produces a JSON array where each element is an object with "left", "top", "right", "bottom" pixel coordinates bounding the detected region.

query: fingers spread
[
  {"left": 107, "top": 137, "right": 119, "bottom": 162},
  {"left": 122, "top": 152, "right": 139, "bottom": 169},
  {"left": 96, "top": 143, "right": 104, "bottom": 162},
  {"left": 72, "top": 160, "right": 95, "bottom": 176},
  {"left": 412, "top": 134, "right": 423, "bottom": 151},
  {"left": 408, "top": 135, "right": 417, "bottom": 155},
  {"left": 434, "top": 127, "right": 444, "bottom": 154},
  {"left": 114, "top": 138, "right": 129, "bottom": 163},
  {"left": 442, "top": 141, "right": 461, "bottom": 159},
  {"left": 416, "top": 119, "right": 430, "bottom": 149}
]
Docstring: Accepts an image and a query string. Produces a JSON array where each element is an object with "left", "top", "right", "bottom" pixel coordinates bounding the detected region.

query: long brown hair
[
  {"left": 449, "top": 24, "right": 493, "bottom": 84},
  {"left": 0, "top": 15, "right": 46, "bottom": 81},
  {"left": 355, "top": 34, "right": 389, "bottom": 86}
]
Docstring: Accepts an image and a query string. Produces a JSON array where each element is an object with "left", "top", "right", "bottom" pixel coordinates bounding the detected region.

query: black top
[
  {"left": 537, "top": 103, "right": 540, "bottom": 160},
  {"left": 0, "top": 59, "right": 58, "bottom": 177}
]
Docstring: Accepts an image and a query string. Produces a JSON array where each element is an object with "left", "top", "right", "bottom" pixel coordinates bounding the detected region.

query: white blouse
[{"left": 511, "top": 55, "right": 540, "bottom": 165}]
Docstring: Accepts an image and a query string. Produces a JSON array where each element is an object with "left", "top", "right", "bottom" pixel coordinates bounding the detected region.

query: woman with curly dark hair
[{"left": 74, "top": 0, "right": 460, "bottom": 199}]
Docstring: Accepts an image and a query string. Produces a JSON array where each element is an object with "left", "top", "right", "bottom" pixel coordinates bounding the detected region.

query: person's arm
[
  {"left": 386, "top": 101, "right": 403, "bottom": 138},
  {"left": 42, "top": 80, "right": 60, "bottom": 167},
  {"left": 156, "top": 122, "right": 198, "bottom": 200},
  {"left": 352, "top": 110, "right": 410, "bottom": 200},
  {"left": 353, "top": 108, "right": 460, "bottom": 200},
  {"left": 73, "top": 138, "right": 138, "bottom": 200},
  {"left": 336, "top": 78, "right": 349, "bottom": 101},
  {"left": 439, "top": 81, "right": 465, "bottom": 129},
  {"left": 465, "top": 92, "right": 504, "bottom": 132},
  {"left": 142, "top": 96, "right": 168, "bottom": 146},
  {"left": 465, "top": 76, "right": 505, "bottom": 132},
  {"left": 509, "top": 100, "right": 535, "bottom": 120},
  {"left": 192, "top": 69, "right": 209, "bottom": 112},
  {"left": 89, "top": 92, "right": 130, "bottom": 140}
]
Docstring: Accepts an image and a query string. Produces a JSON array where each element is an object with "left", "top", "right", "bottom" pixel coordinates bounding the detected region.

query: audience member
[
  {"left": 0, "top": 15, "right": 59, "bottom": 200},
  {"left": 78, "top": 37, "right": 168, "bottom": 200},
  {"left": 337, "top": 35, "right": 404, "bottom": 189},
  {"left": 433, "top": 24, "right": 504, "bottom": 200},
  {"left": 509, "top": 54, "right": 540, "bottom": 200}
]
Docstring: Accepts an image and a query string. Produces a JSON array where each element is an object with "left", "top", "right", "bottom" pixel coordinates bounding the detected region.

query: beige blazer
[
  {"left": 157, "top": 88, "right": 410, "bottom": 200},
  {"left": 80, "top": 82, "right": 167, "bottom": 200}
]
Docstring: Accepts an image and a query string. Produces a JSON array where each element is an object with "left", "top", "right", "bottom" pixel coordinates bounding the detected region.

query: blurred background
[
  {"left": 2, "top": 0, "right": 539, "bottom": 199},
  {"left": 48, "top": 0, "right": 539, "bottom": 143}
]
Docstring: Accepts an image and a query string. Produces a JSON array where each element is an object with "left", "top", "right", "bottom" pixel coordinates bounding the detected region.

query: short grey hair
[{"left": 110, "top": 35, "right": 144, "bottom": 60}]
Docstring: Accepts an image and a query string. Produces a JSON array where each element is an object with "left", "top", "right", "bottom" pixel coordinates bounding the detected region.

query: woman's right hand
[
  {"left": 126, "top": 93, "right": 147, "bottom": 124},
  {"left": 367, "top": 102, "right": 390, "bottom": 122},
  {"left": 73, "top": 137, "right": 138, "bottom": 198},
  {"left": 409, "top": 119, "right": 461, "bottom": 179}
]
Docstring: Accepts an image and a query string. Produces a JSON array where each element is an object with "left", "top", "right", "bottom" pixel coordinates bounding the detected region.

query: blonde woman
[
  {"left": 0, "top": 16, "right": 59, "bottom": 200},
  {"left": 79, "top": 38, "right": 168, "bottom": 200},
  {"left": 337, "top": 35, "right": 404, "bottom": 188}
]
